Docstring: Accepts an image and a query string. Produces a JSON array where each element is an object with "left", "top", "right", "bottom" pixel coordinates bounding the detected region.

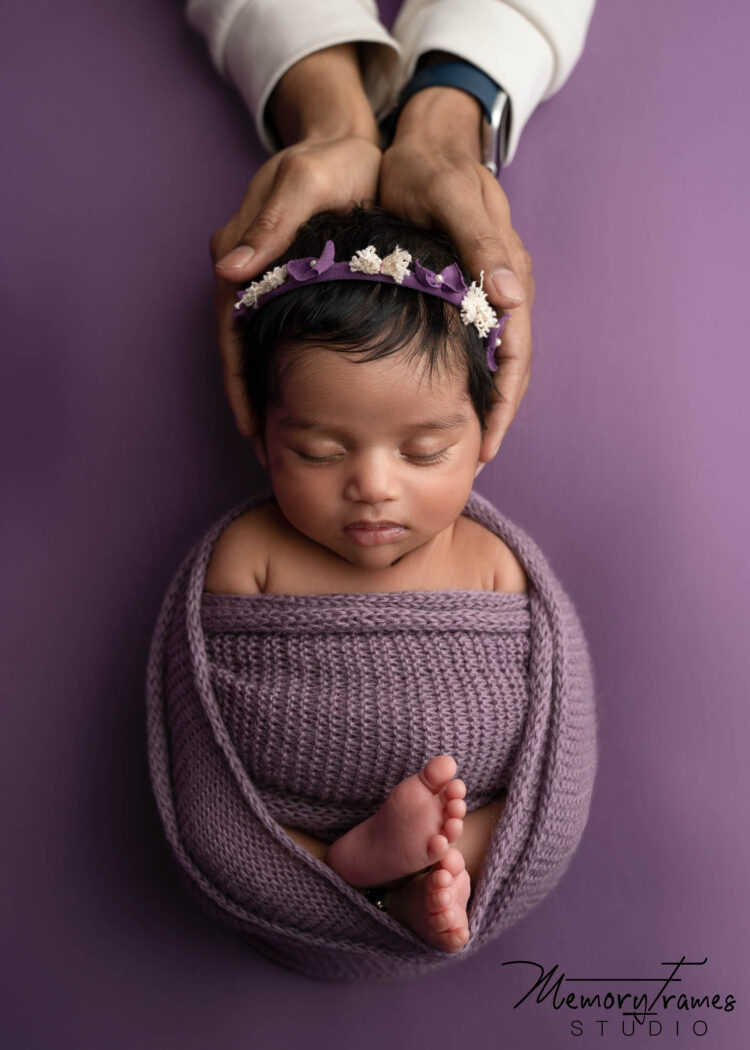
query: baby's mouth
[
  {"left": 346, "top": 519, "right": 403, "bottom": 528},
  {"left": 343, "top": 521, "right": 407, "bottom": 547}
]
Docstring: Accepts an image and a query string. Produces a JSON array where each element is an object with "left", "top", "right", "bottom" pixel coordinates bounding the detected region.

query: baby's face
[{"left": 256, "top": 345, "right": 486, "bottom": 571}]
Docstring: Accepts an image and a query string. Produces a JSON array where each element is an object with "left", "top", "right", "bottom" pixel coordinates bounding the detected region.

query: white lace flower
[
  {"left": 349, "top": 245, "right": 382, "bottom": 275},
  {"left": 460, "top": 271, "right": 498, "bottom": 337},
  {"left": 236, "top": 287, "right": 258, "bottom": 310},
  {"left": 380, "top": 246, "right": 412, "bottom": 285},
  {"left": 236, "top": 265, "right": 288, "bottom": 309},
  {"left": 262, "top": 264, "right": 288, "bottom": 291}
]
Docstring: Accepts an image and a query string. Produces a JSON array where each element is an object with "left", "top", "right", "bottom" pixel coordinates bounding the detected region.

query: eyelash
[{"left": 294, "top": 450, "right": 450, "bottom": 466}]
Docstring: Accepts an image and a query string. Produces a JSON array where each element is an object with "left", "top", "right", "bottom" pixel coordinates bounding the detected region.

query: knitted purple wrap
[{"left": 146, "top": 490, "right": 597, "bottom": 981}]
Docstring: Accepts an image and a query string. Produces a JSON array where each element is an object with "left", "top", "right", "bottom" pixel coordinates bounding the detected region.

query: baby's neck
[{"left": 263, "top": 508, "right": 498, "bottom": 596}]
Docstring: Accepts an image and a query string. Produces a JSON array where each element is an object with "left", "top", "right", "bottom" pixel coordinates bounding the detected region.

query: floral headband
[{"left": 231, "top": 239, "right": 508, "bottom": 372}]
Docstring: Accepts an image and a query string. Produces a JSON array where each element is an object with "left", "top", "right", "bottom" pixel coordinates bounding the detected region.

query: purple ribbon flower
[
  {"left": 413, "top": 260, "right": 467, "bottom": 295},
  {"left": 485, "top": 314, "right": 510, "bottom": 372},
  {"left": 286, "top": 239, "right": 336, "bottom": 281}
]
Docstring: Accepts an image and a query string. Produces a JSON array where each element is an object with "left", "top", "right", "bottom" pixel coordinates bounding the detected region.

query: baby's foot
[
  {"left": 385, "top": 847, "right": 471, "bottom": 953},
  {"left": 326, "top": 755, "right": 467, "bottom": 887}
]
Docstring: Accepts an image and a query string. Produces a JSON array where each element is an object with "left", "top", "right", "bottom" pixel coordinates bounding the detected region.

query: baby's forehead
[
  {"left": 281, "top": 352, "right": 466, "bottom": 422},
  {"left": 280, "top": 340, "right": 467, "bottom": 394},
  {"left": 271, "top": 340, "right": 478, "bottom": 438},
  {"left": 274, "top": 408, "right": 473, "bottom": 438}
]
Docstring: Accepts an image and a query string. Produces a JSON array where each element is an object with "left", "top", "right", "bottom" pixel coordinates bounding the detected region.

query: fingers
[
  {"left": 208, "top": 154, "right": 318, "bottom": 437},
  {"left": 423, "top": 172, "right": 532, "bottom": 452},
  {"left": 380, "top": 133, "right": 533, "bottom": 451},
  {"left": 213, "top": 154, "right": 323, "bottom": 283},
  {"left": 213, "top": 139, "right": 380, "bottom": 282},
  {"left": 479, "top": 315, "right": 531, "bottom": 459},
  {"left": 477, "top": 180, "right": 533, "bottom": 454},
  {"left": 214, "top": 277, "right": 258, "bottom": 438},
  {"left": 209, "top": 138, "right": 381, "bottom": 437},
  {"left": 481, "top": 178, "right": 534, "bottom": 308},
  {"left": 208, "top": 157, "right": 278, "bottom": 273},
  {"left": 430, "top": 170, "right": 526, "bottom": 311},
  {"left": 488, "top": 266, "right": 525, "bottom": 305}
]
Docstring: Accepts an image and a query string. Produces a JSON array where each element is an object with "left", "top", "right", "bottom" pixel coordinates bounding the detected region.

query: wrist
[
  {"left": 392, "top": 87, "right": 483, "bottom": 161},
  {"left": 269, "top": 45, "right": 379, "bottom": 147}
]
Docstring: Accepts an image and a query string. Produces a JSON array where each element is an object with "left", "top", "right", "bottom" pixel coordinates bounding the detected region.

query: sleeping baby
[{"left": 146, "top": 204, "right": 597, "bottom": 980}]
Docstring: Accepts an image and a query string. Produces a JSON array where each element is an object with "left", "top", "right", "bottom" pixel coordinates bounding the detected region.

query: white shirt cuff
[
  {"left": 188, "top": 0, "right": 401, "bottom": 153},
  {"left": 392, "top": 0, "right": 594, "bottom": 166}
]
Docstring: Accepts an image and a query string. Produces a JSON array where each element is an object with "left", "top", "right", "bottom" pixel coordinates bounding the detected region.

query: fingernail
[
  {"left": 489, "top": 267, "right": 524, "bottom": 302},
  {"left": 216, "top": 246, "right": 255, "bottom": 271}
]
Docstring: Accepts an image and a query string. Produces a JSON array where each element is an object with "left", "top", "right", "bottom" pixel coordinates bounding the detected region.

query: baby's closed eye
[{"left": 292, "top": 446, "right": 453, "bottom": 466}]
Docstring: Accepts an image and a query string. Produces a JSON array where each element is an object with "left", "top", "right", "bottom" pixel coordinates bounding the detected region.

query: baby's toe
[
  {"left": 429, "top": 906, "right": 457, "bottom": 932},
  {"left": 443, "top": 926, "right": 470, "bottom": 951},
  {"left": 443, "top": 777, "right": 467, "bottom": 802},
  {"left": 438, "top": 846, "right": 467, "bottom": 879},
  {"left": 419, "top": 755, "right": 457, "bottom": 793},
  {"left": 426, "top": 832, "right": 449, "bottom": 860},
  {"left": 426, "top": 867, "right": 452, "bottom": 893},
  {"left": 428, "top": 888, "right": 452, "bottom": 912},
  {"left": 443, "top": 816, "right": 463, "bottom": 843},
  {"left": 445, "top": 798, "right": 466, "bottom": 820}
]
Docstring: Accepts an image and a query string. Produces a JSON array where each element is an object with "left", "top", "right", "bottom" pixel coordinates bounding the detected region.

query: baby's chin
[
  {"left": 340, "top": 547, "right": 408, "bottom": 571},
  {"left": 317, "top": 533, "right": 422, "bottom": 572}
]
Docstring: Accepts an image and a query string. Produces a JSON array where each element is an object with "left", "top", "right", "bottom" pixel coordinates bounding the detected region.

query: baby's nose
[{"left": 342, "top": 452, "right": 399, "bottom": 504}]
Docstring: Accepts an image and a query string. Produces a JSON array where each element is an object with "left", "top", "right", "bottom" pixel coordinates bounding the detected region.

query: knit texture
[{"left": 146, "top": 490, "right": 598, "bottom": 981}]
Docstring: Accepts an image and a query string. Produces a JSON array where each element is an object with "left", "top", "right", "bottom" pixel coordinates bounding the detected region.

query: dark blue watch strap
[{"left": 395, "top": 60, "right": 502, "bottom": 122}]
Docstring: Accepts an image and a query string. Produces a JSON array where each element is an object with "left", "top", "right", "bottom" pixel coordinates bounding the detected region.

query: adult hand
[
  {"left": 380, "top": 87, "right": 535, "bottom": 457},
  {"left": 209, "top": 45, "right": 381, "bottom": 437},
  {"left": 210, "top": 136, "right": 380, "bottom": 436}
]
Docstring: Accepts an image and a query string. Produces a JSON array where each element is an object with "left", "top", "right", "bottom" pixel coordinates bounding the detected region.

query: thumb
[
  {"left": 213, "top": 166, "right": 319, "bottom": 283},
  {"left": 453, "top": 227, "right": 525, "bottom": 311},
  {"left": 485, "top": 266, "right": 525, "bottom": 307},
  {"left": 437, "top": 191, "right": 525, "bottom": 311}
]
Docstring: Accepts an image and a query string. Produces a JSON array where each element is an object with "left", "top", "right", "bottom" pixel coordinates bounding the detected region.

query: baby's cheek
[
  {"left": 422, "top": 471, "right": 473, "bottom": 524},
  {"left": 269, "top": 454, "right": 313, "bottom": 497},
  {"left": 273, "top": 466, "right": 328, "bottom": 520},
  {"left": 268, "top": 448, "right": 291, "bottom": 475}
]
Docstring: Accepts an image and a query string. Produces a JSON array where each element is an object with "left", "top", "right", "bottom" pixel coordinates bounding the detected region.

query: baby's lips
[{"left": 345, "top": 520, "right": 405, "bottom": 529}]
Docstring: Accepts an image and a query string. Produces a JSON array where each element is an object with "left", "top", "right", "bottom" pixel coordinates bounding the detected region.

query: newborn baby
[{"left": 146, "top": 205, "right": 597, "bottom": 979}]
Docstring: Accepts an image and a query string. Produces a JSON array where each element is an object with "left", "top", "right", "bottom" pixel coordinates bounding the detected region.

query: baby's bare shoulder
[
  {"left": 203, "top": 502, "right": 283, "bottom": 595},
  {"left": 457, "top": 515, "right": 528, "bottom": 594}
]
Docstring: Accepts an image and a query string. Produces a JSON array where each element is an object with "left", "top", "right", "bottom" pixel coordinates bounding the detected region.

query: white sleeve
[
  {"left": 185, "top": 0, "right": 401, "bottom": 153},
  {"left": 390, "top": 0, "right": 597, "bottom": 166}
]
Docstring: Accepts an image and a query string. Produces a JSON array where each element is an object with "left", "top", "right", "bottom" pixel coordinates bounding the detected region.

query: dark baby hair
[{"left": 236, "top": 204, "right": 500, "bottom": 428}]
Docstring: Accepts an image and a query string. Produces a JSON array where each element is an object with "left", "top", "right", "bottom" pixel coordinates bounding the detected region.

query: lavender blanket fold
[{"left": 146, "top": 490, "right": 598, "bottom": 981}]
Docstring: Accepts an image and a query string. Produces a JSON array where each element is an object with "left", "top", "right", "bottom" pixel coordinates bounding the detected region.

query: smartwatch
[{"left": 381, "top": 59, "right": 510, "bottom": 176}]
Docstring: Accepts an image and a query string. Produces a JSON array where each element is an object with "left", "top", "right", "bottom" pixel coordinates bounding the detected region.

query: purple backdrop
[{"left": 2, "top": 1, "right": 748, "bottom": 1047}]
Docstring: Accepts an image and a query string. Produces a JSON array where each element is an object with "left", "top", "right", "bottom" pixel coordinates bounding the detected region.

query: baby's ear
[
  {"left": 477, "top": 427, "right": 501, "bottom": 468},
  {"left": 251, "top": 432, "right": 269, "bottom": 470}
]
